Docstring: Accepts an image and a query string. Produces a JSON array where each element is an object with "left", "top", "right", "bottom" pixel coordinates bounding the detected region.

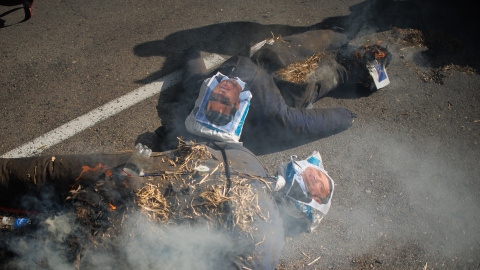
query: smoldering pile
[
  {"left": 69, "top": 139, "right": 273, "bottom": 244},
  {"left": 134, "top": 140, "right": 272, "bottom": 235},
  {"left": 0, "top": 139, "right": 276, "bottom": 269},
  {"left": 334, "top": 42, "right": 392, "bottom": 89},
  {"left": 391, "top": 27, "right": 478, "bottom": 84}
]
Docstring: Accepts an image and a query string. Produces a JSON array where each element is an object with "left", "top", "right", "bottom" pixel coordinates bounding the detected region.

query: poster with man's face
[
  {"left": 285, "top": 160, "right": 334, "bottom": 215},
  {"left": 194, "top": 72, "right": 251, "bottom": 134}
]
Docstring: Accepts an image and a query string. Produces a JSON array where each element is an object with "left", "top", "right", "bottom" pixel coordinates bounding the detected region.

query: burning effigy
[
  {"left": 1, "top": 28, "right": 360, "bottom": 269},
  {"left": 0, "top": 139, "right": 284, "bottom": 269},
  {"left": 336, "top": 41, "right": 392, "bottom": 91},
  {"left": 0, "top": 136, "right": 339, "bottom": 269}
]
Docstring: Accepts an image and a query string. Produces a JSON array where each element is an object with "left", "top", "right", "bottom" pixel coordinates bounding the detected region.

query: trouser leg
[
  {"left": 0, "top": 153, "right": 130, "bottom": 208},
  {"left": 246, "top": 69, "right": 353, "bottom": 142},
  {"left": 182, "top": 47, "right": 208, "bottom": 91},
  {"left": 23, "top": 0, "right": 33, "bottom": 20}
]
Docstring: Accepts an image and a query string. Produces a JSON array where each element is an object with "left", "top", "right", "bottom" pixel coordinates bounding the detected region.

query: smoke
[
  {"left": 343, "top": 0, "right": 380, "bottom": 40},
  {"left": 6, "top": 213, "right": 79, "bottom": 270},
  {"left": 4, "top": 210, "right": 252, "bottom": 270},
  {"left": 44, "top": 213, "right": 75, "bottom": 242},
  {"left": 118, "top": 214, "right": 246, "bottom": 270},
  {"left": 307, "top": 52, "right": 348, "bottom": 98},
  {"left": 378, "top": 137, "right": 480, "bottom": 257},
  {"left": 325, "top": 126, "right": 480, "bottom": 259}
]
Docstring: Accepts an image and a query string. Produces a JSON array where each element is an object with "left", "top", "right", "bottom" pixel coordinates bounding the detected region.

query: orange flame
[
  {"left": 108, "top": 203, "right": 116, "bottom": 211},
  {"left": 75, "top": 163, "right": 110, "bottom": 181},
  {"left": 354, "top": 51, "right": 360, "bottom": 60},
  {"left": 375, "top": 51, "right": 386, "bottom": 58}
]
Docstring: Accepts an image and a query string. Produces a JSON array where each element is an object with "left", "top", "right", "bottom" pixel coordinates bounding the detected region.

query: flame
[
  {"left": 375, "top": 51, "right": 386, "bottom": 58},
  {"left": 354, "top": 51, "right": 360, "bottom": 60},
  {"left": 108, "top": 203, "right": 116, "bottom": 211},
  {"left": 75, "top": 163, "right": 110, "bottom": 181}
]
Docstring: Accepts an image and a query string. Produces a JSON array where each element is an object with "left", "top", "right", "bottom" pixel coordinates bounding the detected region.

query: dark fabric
[
  {"left": 208, "top": 143, "right": 283, "bottom": 270},
  {"left": 0, "top": 153, "right": 131, "bottom": 208},
  {"left": 272, "top": 77, "right": 315, "bottom": 109},
  {"left": 249, "top": 29, "right": 348, "bottom": 108},
  {"left": 231, "top": 180, "right": 284, "bottom": 270},
  {"left": 182, "top": 29, "right": 353, "bottom": 142}
]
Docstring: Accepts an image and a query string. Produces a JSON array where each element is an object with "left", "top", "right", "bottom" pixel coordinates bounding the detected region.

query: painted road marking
[{"left": 1, "top": 53, "right": 226, "bottom": 158}]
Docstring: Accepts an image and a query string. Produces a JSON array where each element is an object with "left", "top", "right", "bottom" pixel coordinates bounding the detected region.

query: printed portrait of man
[
  {"left": 300, "top": 166, "right": 332, "bottom": 204},
  {"left": 189, "top": 72, "right": 251, "bottom": 137},
  {"left": 287, "top": 166, "right": 332, "bottom": 205},
  {"left": 204, "top": 78, "right": 243, "bottom": 126},
  {"left": 374, "top": 62, "right": 387, "bottom": 82}
]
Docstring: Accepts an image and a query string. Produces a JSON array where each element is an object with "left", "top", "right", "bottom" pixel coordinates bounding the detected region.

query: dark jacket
[{"left": 182, "top": 29, "right": 354, "bottom": 142}]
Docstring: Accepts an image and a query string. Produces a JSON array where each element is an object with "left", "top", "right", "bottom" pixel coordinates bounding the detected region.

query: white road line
[{"left": 2, "top": 53, "right": 226, "bottom": 158}]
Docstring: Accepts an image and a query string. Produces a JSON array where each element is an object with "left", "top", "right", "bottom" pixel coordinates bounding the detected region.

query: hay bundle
[
  {"left": 198, "top": 185, "right": 230, "bottom": 209},
  {"left": 229, "top": 177, "right": 261, "bottom": 233},
  {"left": 135, "top": 183, "right": 169, "bottom": 221},
  {"left": 135, "top": 174, "right": 271, "bottom": 235},
  {"left": 275, "top": 52, "right": 325, "bottom": 83},
  {"left": 172, "top": 138, "right": 212, "bottom": 170},
  {"left": 231, "top": 175, "right": 273, "bottom": 233},
  {"left": 393, "top": 27, "right": 425, "bottom": 47}
]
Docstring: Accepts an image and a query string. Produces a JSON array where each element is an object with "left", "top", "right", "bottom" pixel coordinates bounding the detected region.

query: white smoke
[
  {"left": 4, "top": 210, "right": 254, "bottom": 269},
  {"left": 329, "top": 126, "right": 480, "bottom": 258},
  {"left": 45, "top": 213, "right": 76, "bottom": 242}
]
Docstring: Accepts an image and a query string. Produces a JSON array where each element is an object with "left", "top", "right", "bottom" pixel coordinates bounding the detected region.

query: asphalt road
[{"left": 1, "top": 0, "right": 479, "bottom": 269}]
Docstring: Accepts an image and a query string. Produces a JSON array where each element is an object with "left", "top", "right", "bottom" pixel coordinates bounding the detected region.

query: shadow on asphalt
[
  {"left": 132, "top": 0, "right": 430, "bottom": 83},
  {"left": 132, "top": 0, "right": 479, "bottom": 155},
  {"left": 0, "top": 0, "right": 32, "bottom": 27}
]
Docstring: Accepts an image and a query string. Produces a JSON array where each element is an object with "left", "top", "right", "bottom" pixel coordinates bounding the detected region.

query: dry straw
[
  {"left": 134, "top": 139, "right": 272, "bottom": 235},
  {"left": 275, "top": 52, "right": 325, "bottom": 83}
]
